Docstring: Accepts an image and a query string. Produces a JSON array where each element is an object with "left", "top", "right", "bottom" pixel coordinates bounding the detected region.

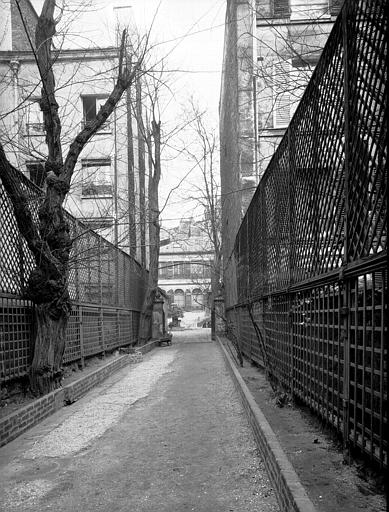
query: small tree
[
  {"left": 133, "top": 64, "right": 197, "bottom": 342},
  {"left": 0, "top": 0, "right": 149, "bottom": 394},
  {"left": 180, "top": 101, "right": 223, "bottom": 304}
]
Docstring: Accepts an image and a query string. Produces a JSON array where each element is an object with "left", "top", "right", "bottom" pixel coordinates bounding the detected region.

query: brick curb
[
  {"left": 0, "top": 340, "right": 159, "bottom": 448},
  {"left": 217, "top": 337, "right": 317, "bottom": 512}
]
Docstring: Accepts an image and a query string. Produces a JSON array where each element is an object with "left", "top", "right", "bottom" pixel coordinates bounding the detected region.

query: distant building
[
  {"left": 219, "top": 0, "right": 340, "bottom": 306},
  {"left": 0, "top": 0, "right": 148, "bottom": 265},
  {"left": 158, "top": 219, "right": 214, "bottom": 312}
]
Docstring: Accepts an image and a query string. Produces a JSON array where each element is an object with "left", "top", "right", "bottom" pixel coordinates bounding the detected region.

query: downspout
[{"left": 10, "top": 59, "right": 20, "bottom": 160}]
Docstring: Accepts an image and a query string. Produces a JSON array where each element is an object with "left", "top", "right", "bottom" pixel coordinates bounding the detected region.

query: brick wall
[
  {"left": 0, "top": 389, "right": 65, "bottom": 448},
  {"left": 0, "top": 340, "right": 159, "bottom": 447}
]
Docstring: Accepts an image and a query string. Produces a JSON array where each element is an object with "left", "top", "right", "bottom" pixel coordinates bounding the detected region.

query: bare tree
[
  {"left": 0, "top": 0, "right": 149, "bottom": 394},
  {"left": 179, "top": 100, "right": 223, "bottom": 315},
  {"left": 131, "top": 69, "right": 164, "bottom": 344},
  {"left": 131, "top": 63, "right": 205, "bottom": 342}
]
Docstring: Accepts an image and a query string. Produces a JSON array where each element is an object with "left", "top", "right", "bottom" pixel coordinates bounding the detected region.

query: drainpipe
[
  {"left": 10, "top": 59, "right": 20, "bottom": 159},
  {"left": 113, "top": 84, "right": 119, "bottom": 248}
]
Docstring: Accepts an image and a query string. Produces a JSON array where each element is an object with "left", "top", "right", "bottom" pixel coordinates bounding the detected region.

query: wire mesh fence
[
  {"left": 226, "top": 0, "right": 387, "bottom": 468},
  {"left": 0, "top": 166, "right": 148, "bottom": 384}
]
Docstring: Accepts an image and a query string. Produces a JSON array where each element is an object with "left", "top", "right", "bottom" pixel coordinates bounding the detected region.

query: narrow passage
[{"left": 0, "top": 330, "right": 279, "bottom": 512}]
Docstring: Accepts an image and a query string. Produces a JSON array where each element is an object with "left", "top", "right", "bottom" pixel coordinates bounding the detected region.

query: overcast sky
[{"left": 31, "top": 0, "right": 226, "bottom": 228}]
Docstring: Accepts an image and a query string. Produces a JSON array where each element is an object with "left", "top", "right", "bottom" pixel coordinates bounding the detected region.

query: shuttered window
[
  {"left": 26, "top": 98, "right": 45, "bottom": 134},
  {"left": 273, "top": 61, "right": 291, "bottom": 128},
  {"left": 81, "top": 158, "right": 112, "bottom": 197},
  {"left": 273, "top": 0, "right": 290, "bottom": 18},
  {"left": 329, "top": 0, "right": 342, "bottom": 16}
]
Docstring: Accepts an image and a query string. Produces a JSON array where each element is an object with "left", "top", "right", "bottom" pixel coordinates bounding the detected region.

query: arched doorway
[
  {"left": 174, "top": 289, "right": 185, "bottom": 309},
  {"left": 191, "top": 288, "right": 204, "bottom": 310}
]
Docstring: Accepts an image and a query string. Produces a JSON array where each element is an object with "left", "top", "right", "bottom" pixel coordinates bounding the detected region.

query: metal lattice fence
[
  {"left": 226, "top": 0, "right": 387, "bottom": 468},
  {"left": 0, "top": 168, "right": 148, "bottom": 383}
]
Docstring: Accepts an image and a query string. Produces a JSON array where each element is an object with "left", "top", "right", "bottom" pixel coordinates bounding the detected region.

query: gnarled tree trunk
[
  {"left": 1, "top": 0, "right": 144, "bottom": 394},
  {"left": 26, "top": 176, "right": 72, "bottom": 394},
  {"left": 139, "top": 119, "right": 161, "bottom": 344},
  {"left": 30, "top": 304, "right": 69, "bottom": 394}
]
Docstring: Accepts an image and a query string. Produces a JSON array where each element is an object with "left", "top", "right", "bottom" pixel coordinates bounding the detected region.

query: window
[
  {"left": 167, "top": 262, "right": 174, "bottom": 279},
  {"left": 174, "top": 289, "right": 185, "bottom": 308},
  {"left": 82, "top": 95, "right": 110, "bottom": 131},
  {"left": 272, "top": 61, "right": 291, "bottom": 128},
  {"left": 191, "top": 261, "right": 203, "bottom": 278},
  {"left": 203, "top": 264, "right": 211, "bottom": 279},
  {"left": 173, "top": 261, "right": 184, "bottom": 278},
  {"left": 159, "top": 262, "right": 171, "bottom": 279},
  {"left": 159, "top": 262, "right": 174, "bottom": 279},
  {"left": 26, "top": 161, "right": 45, "bottom": 187},
  {"left": 82, "top": 217, "right": 114, "bottom": 230},
  {"left": 329, "top": 0, "right": 342, "bottom": 16},
  {"left": 183, "top": 262, "right": 191, "bottom": 278},
  {"left": 192, "top": 288, "right": 204, "bottom": 310},
  {"left": 26, "top": 98, "right": 44, "bottom": 135},
  {"left": 81, "top": 158, "right": 112, "bottom": 197},
  {"left": 272, "top": 0, "right": 290, "bottom": 18}
]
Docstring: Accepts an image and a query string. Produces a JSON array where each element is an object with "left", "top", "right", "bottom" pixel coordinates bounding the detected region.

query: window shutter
[
  {"left": 329, "top": 0, "right": 342, "bottom": 16},
  {"left": 273, "top": 61, "right": 291, "bottom": 128},
  {"left": 96, "top": 97, "right": 106, "bottom": 114},
  {"left": 82, "top": 96, "right": 96, "bottom": 123},
  {"left": 273, "top": 0, "right": 290, "bottom": 18}
]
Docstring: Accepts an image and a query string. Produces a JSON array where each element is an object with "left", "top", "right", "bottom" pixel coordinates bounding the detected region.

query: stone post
[
  {"left": 152, "top": 297, "right": 164, "bottom": 339},
  {"left": 214, "top": 296, "right": 226, "bottom": 337}
]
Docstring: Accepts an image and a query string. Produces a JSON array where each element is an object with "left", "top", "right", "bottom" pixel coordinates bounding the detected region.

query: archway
[
  {"left": 191, "top": 288, "right": 204, "bottom": 310},
  {"left": 174, "top": 289, "right": 185, "bottom": 309}
]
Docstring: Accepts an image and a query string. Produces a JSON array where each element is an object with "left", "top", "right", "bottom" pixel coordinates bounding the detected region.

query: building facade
[
  {"left": 219, "top": 0, "right": 340, "bottom": 307},
  {"left": 0, "top": 0, "right": 148, "bottom": 265},
  {"left": 158, "top": 219, "right": 214, "bottom": 313}
]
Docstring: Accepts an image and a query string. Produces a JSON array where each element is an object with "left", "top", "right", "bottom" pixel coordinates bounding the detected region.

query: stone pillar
[
  {"left": 214, "top": 296, "right": 226, "bottom": 337},
  {"left": 152, "top": 298, "right": 164, "bottom": 339}
]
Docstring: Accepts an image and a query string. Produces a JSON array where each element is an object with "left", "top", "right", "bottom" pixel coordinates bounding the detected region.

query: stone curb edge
[
  {"left": 217, "top": 336, "right": 317, "bottom": 512},
  {"left": 0, "top": 340, "right": 159, "bottom": 448}
]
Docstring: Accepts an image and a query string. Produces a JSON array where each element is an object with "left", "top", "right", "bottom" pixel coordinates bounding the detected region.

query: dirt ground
[
  {"left": 226, "top": 341, "right": 387, "bottom": 512},
  {"left": 0, "top": 331, "right": 279, "bottom": 512},
  {"left": 1, "top": 334, "right": 386, "bottom": 511},
  {"left": 0, "top": 351, "right": 123, "bottom": 419}
]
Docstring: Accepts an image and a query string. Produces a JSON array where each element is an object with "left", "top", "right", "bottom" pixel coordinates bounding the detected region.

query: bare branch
[
  {"left": 63, "top": 30, "right": 144, "bottom": 185},
  {"left": 35, "top": 0, "right": 63, "bottom": 172},
  {"left": 0, "top": 144, "right": 62, "bottom": 275}
]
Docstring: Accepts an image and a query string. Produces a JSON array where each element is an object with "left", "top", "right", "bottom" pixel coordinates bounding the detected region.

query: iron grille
[
  {"left": 0, "top": 166, "right": 148, "bottom": 382},
  {"left": 227, "top": 0, "right": 387, "bottom": 468}
]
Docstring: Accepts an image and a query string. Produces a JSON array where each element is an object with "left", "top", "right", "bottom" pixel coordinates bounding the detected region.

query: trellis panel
[
  {"left": 0, "top": 167, "right": 148, "bottom": 382},
  {"left": 228, "top": 0, "right": 387, "bottom": 468}
]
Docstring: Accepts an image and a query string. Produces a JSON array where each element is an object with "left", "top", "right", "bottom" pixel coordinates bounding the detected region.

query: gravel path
[{"left": 0, "top": 330, "right": 279, "bottom": 512}]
